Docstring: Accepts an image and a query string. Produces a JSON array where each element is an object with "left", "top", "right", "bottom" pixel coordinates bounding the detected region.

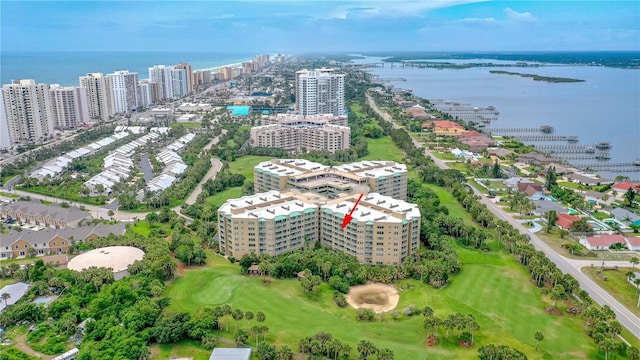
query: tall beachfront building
[
  {"left": 295, "top": 69, "right": 345, "bottom": 116},
  {"left": 49, "top": 85, "right": 90, "bottom": 129},
  {"left": 137, "top": 80, "right": 153, "bottom": 108},
  {"left": 79, "top": 73, "right": 115, "bottom": 123},
  {"left": 106, "top": 70, "right": 139, "bottom": 113},
  {"left": 0, "top": 91, "right": 11, "bottom": 148},
  {"left": 174, "top": 63, "right": 193, "bottom": 94},
  {"left": 148, "top": 65, "right": 174, "bottom": 100},
  {"left": 171, "top": 67, "right": 189, "bottom": 98},
  {"left": 1, "top": 80, "right": 55, "bottom": 145}
]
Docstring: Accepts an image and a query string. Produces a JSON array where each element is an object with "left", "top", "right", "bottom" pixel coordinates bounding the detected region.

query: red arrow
[{"left": 341, "top": 193, "right": 364, "bottom": 230}]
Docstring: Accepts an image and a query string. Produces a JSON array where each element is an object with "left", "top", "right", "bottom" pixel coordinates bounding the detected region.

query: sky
[{"left": 1, "top": 0, "right": 639, "bottom": 53}]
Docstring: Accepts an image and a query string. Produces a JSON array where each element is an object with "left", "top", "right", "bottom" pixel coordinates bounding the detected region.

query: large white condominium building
[
  {"left": 218, "top": 190, "right": 420, "bottom": 265},
  {"left": 148, "top": 65, "right": 174, "bottom": 100},
  {"left": 261, "top": 113, "right": 348, "bottom": 127},
  {"left": 49, "top": 84, "right": 91, "bottom": 129},
  {"left": 254, "top": 159, "right": 408, "bottom": 201},
  {"left": 171, "top": 67, "right": 188, "bottom": 99},
  {"left": 1, "top": 80, "right": 55, "bottom": 144},
  {"left": 79, "top": 73, "right": 115, "bottom": 123},
  {"left": 107, "top": 70, "right": 139, "bottom": 113},
  {"left": 0, "top": 92, "right": 11, "bottom": 148},
  {"left": 295, "top": 69, "right": 345, "bottom": 116},
  {"left": 251, "top": 124, "right": 350, "bottom": 154}
]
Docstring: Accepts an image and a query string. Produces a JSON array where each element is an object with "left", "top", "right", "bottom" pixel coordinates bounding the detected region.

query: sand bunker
[{"left": 345, "top": 283, "right": 399, "bottom": 313}]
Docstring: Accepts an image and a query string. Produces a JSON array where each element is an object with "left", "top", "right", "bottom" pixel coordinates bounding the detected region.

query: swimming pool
[
  {"left": 567, "top": 208, "right": 578, "bottom": 215},
  {"left": 587, "top": 220, "right": 609, "bottom": 231},
  {"left": 32, "top": 295, "right": 58, "bottom": 307},
  {"left": 604, "top": 218, "right": 627, "bottom": 229}
]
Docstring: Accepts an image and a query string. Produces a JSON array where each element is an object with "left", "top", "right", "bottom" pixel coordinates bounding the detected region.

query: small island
[{"left": 489, "top": 70, "right": 585, "bottom": 83}]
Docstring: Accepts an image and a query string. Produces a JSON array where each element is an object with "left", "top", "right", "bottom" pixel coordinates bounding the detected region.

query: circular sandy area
[
  {"left": 345, "top": 283, "right": 399, "bottom": 313},
  {"left": 68, "top": 246, "right": 144, "bottom": 273}
]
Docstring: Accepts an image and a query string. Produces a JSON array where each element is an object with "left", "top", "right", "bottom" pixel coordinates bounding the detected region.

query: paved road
[
  {"left": 367, "top": 93, "right": 640, "bottom": 339},
  {"left": 185, "top": 158, "right": 223, "bottom": 206}
]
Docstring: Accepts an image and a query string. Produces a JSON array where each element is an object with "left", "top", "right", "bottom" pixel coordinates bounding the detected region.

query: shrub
[
  {"left": 357, "top": 308, "right": 375, "bottom": 321},
  {"left": 333, "top": 292, "right": 347, "bottom": 307}
]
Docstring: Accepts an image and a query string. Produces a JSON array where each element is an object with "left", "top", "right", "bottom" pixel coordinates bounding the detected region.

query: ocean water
[
  {"left": 357, "top": 57, "right": 640, "bottom": 180},
  {"left": 1, "top": 51, "right": 256, "bottom": 86}
]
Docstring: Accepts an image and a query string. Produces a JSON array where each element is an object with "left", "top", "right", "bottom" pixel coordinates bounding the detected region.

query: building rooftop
[
  {"left": 0, "top": 282, "right": 30, "bottom": 312},
  {"left": 67, "top": 246, "right": 145, "bottom": 273},
  {"left": 323, "top": 192, "right": 420, "bottom": 224},
  {"left": 209, "top": 348, "right": 252, "bottom": 360},
  {"left": 219, "top": 190, "right": 318, "bottom": 220}
]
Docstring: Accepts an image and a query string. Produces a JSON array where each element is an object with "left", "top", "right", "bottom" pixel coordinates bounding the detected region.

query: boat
[
  {"left": 595, "top": 141, "right": 611, "bottom": 150},
  {"left": 584, "top": 146, "right": 596, "bottom": 153},
  {"left": 595, "top": 153, "right": 611, "bottom": 160},
  {"left": 634, "top": 159, "right": 640, "bottom": 166},
  {"left": 567, "top": 136, "right": 579, "bottom": 143}
]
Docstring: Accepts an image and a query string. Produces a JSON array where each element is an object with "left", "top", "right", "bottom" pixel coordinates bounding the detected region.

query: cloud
[
  {"left": 458, "top": 17, "right": 497, "bottom": 25},
  {"left": 323, "top": 0, "right": 486, "bottom": 20},
  {"left": 504, "top": 7, "right": 535, "bottom": 23}
]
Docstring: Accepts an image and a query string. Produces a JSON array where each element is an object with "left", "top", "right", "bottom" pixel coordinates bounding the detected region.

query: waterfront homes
[
  {"left": 579, "top": 234, "right": 627, "bottom": 251},
  {"left": 516, "top": 152, "right": 558, "bottom": 166},
  {"left": 0, "top": 223, "right": 126, "bottom": 259},
  {"left": 564, "top": 173, "right": 612, "bottom": 187},
  {"left": 532, "top": 200, "right": 568, "bottom": 216},
  {"left": 610, "top": 208, "right": 640, "bottom": 227},
  {"left": 517, "top": 182, "right": 545, "bottom": 200},
  {"left": 0, "top": 200, "right": 90, "bottom": 228}
]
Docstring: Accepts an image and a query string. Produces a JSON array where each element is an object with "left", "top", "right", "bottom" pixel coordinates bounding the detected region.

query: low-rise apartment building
[
  {"left": 0, "top": 201, "right": 91, "bottom": 229},
  {"left": 251, "top": 114, "right": 350, "bottom": 154},
  {"left": 254, "top": 159, "right": 408, "bottom": 200},
  {"left": 218, "top": 190, "right": 420, "bottom": 265},
  {"left": 0, "top": 223, "right": 126, "bottom": 259}
]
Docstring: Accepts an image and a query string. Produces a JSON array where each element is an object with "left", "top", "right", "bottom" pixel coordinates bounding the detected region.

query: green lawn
[
  {"left": 591, "top": 212, "right": 610, "bottom": 220},
  {"left": 582, "top": 266, "right": 640, "bottom": 318},
  {"left": 0, "top": 278, "right": 17, "bottom": 288},
  {"left": 361, "top": 136, "right": 405, "bottom": 163},
  {"left": 150, "top": 339, "right": 213, "bottom": 360},
  {"left": 425, "top": 184, "right": 475, "bottom": 224},
  {"left": 171, "top": 122, "right": 203, "bottom": 128},
  {"left": 228, "top": 155, "right": 272, "bottom": 182},
  {"left": 205, "top": 187, "right": 243, "bottom": 209},
  {"left": 165, "top": 250, "right": 597, "bottom": 360},
  {"left": 0, "top": 191, "right": 20, "bottom": 198}
]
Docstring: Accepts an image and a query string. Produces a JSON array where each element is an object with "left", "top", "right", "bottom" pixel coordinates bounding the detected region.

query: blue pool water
[{"left": 227, "top": 105, "right": 250, "bottom": 116}]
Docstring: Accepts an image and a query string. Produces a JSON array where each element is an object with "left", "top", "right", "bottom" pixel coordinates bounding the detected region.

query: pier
[
  {"left": 580, "top": 161, "right": 640, "bottom": 168},
  {"left": 489, "top": 126, "right": 554, "bottom": 134},
  {"left": 507, "top": 135, "right": 578, "bottom": 142},
  {"left": 534, "top": 144, "right": 596, "bottom": 154}
]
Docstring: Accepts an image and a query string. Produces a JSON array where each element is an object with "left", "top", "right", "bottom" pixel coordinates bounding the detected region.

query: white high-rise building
[
  {"left": 137, "top": 80, "right": 153, "bottom": 108},
  {"left": 79, "top": 73, "right": 115, "bottom": 123},
  {"left": 0, "top": 90, "right": 11, "bottom": 148},
  {"left": 49, "top": 84, "right": 90, "bottom": 130},
  {"left": 174, "top": 63, "right": 193, "bottom": 94},
  {"left": 1, "top": 80, "right": 55, "bottom": 145},
  {"left": 171, "top": 67, "right": 188, "bottom": 99},
  {"left": 148, "top": 65, "right": 174, "bottom": 100},
  {"left": 106, "top": 70, "right": 139, "bottom": 113},
  {"left": 296, "top": 69, "right": 345, "bottom": 116}
]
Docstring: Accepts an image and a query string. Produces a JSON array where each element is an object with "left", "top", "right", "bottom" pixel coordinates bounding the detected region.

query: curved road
[{"left": 367, "top": 93, "right": 640, "bottom": 339}]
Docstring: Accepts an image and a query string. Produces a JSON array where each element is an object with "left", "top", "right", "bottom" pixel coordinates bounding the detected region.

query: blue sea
[{"left": 1, "top": 51, "right": 256, "bottom": 86}]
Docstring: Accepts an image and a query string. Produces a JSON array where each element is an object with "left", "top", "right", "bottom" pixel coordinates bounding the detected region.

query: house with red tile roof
[
  {"left": 612, "top": 182, "right": 640, "bottom": 192},
  {"left": 556, "top": 214, "right": 581, "bottom": 230},
  {"left": 579, "top": 234, "right": 627, "bottom": 250},
  {"left": 625, "top": 236, "right": 640, "bottom": 251}
]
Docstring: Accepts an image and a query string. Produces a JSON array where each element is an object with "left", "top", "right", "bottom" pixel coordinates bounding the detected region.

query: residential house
[
  {"left": 612, "top": 182, "right": 640, "bottom": 200},
  {"left": 503, "top": 177, "right": 533, "bottom": 190},
  {"left": 624, "top": 237, "right": 640, "bottom": 251},
  {"left": 556, "top": 213, "right": 581, "bottom": 230},
  {"left": 532, "top": 200, "right": 568, "bottom": 216},
  {"left": 517, "top": 182, "right": 545, "bottom": 200},
  {"left": 583, "top": 191, "right": 615, "bottom": 207},
  {"left": 488, "top": 148, "right": 515, "bottom": 159},
  {"left": 209, "top": 348, "right": 252, "bottom": 360},
  {"left": 610, "top": 208, "right": 640, "bottom": 227},
  {"left": 516, "top": 152, "right": 558, "bottom": 166},
  {"left": 564, "top": 173, "right": 612, "bottom": 186},
  {"left": 0, "top": 201, "right": 90, "bottom": 229},
  {"left": 0, "top": 223, "right": 126, "bottom": 259},
  {"left": 579, "top": 234, "right": 627, "bottom": 250},
  {"left": 0, "top": 282, "right": 30, "bottom": 312}
]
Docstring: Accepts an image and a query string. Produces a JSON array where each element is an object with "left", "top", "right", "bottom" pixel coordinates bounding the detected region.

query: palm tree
[
  {"left": 631, "top": 257, "right": 639, "bottom": 269},
  {"left": 221, "top": 304, "right": 232, "bottom": 332},
  {"left": 1, "top": 292, "right": 10, "bottom": 307},
  {"left": 534, "top": 331, "right": 544, "bottom": 351},
  {"left": 232, "top": 309, "right": 244, "bottom": 330}
]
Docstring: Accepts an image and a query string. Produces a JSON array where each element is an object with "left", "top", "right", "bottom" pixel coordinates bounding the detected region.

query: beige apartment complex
[
  {"left": 254, "top": 159, "right": 408, "bottom": 200},
  {"left": 218, "top": 159, "right": 418, "bottom": 265},
  {"left": 251, "top": 114, "right": 350, "bottom": 154},
  {"left": 218, "top": 190, "right": 420, "bottom": 265}
]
